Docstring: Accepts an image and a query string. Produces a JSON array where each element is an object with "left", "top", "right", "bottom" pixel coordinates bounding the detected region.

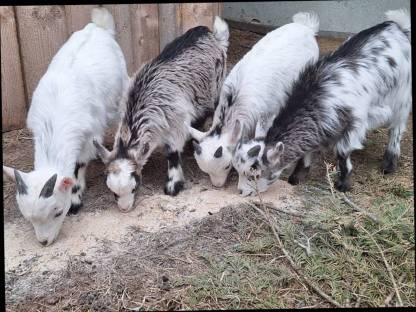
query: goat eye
[
  {"left": 54, "top": 211, "right": 63, "bottom": 218},
  {"left": 225, "top": 164, "right": 231, "bottom": 170},
  {"left": 132, "top": 187, "right": 136, "bottom": 193}
]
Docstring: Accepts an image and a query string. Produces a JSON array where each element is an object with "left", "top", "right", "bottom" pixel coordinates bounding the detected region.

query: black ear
[
  {"left": 214, "top": 146, "right": 223, "bottom": 158},
  {"left": 247, "top": 145, "right": 261, "bottom": 158},
  {"left": 192, "top": 140, "right": 202, "bottom": 155},
  {"left": 39, "top": 174, "right": 57, "bottom": 198},
  {"left": 14, "top": 170, "right": 28, "bottom": 195}
]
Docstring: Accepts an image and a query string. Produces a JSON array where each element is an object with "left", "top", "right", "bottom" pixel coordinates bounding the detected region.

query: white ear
[
  {"left": 266, "top": 142, "right": 284, "bottom": 166},
  {"left": 188, "top": 125, "right": 206, "bottom": 142},
  {"left": 229, "top": 120, "right": 242, "bottom": 145},
  {"left": 3, "top": 165, "right": 16, "bottom": 182},
  {"left": 93, "top": 139, "right": 111, "bottom": 164}
]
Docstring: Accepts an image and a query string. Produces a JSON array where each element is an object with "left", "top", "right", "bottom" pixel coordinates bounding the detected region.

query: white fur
[
  {"left": 3, "top": 8, "right": 129, "bottom": 246},
  {"left": 190, "top": 12, "right": 320, "bottom": 187},
  {"left": 213, "top": 15, "right": 230, "bottom": 49}
]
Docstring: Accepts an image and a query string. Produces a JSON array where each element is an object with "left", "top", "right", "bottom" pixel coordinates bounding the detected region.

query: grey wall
[{"left": 224, "top": 1, "right": 410, "bottom": 35}]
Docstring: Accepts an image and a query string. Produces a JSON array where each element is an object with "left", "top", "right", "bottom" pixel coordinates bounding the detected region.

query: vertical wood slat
[
  {"left": 158, "top": 3, "right": 181, "bottom": 51},
  {"left": 180, "top": 3, "right": 216, "bottom": 33},
  {"left": 15, "top": 6, "right": 68, "bottom": 104},
  {"left": 129, "top": 4, "right": 159, "bottom": 69},
  {"left": 104, "top": 4, "right": 135, "bottom": 75},
  {"left": 1, "top": 6, "right": 27, "bottom": 131},
  {"left": 64, "top": 5, "right": 97, "bottom": 35}
]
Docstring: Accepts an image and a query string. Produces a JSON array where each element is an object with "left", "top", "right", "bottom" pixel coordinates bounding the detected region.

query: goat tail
[
  {"left": 91, "top": 7, "right": 115, "bottom": 36},
  {"left": 385, "top": 8, "right": 411, "bottom": 40},
  {"left": 292, "top": 11, "right": 320, "bottom": 35},
  {"left": 213, "top": 16, "right": 230, "bottom": 50}
]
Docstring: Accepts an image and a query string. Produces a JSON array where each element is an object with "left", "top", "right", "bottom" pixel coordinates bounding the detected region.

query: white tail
[
  {"left": 213, "top": 16, "right": 229, "bottom": 49},
  {"left": 292, "top": 11, "right": 320, "bottom": 35},
  {"left": 385, "top": 8, "right": 411, "bottom": 40},
  {"left": 91, "top": 7, "right": 115, "bottom": 36}
]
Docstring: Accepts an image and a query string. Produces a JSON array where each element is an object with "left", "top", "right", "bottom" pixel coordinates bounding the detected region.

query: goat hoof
[
  {"left": 68, "top": 202, "right": 83, "bottom": 215},
  {"left": 335, "top": 179, "right": 351, "bottom": 192},
  {"left": 381, "top": 151, "right": 398, "bottom": 174},
  {"left": 164, "top": 181, "right": 184, "bottom": 196},
  {"left": 381, "top": 161, "right": 397, "bottom": 174},
  {"left": 288, "top": 174, "right": 301, "bottom": 185}
]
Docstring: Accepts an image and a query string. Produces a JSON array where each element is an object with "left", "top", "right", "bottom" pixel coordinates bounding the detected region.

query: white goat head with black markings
[
  {"left": 3, "top": 166, "right": 75, "bottom": 246},
  {"left": 94, "top": 139, "right": 146, "bottom": 212},
  {"left": 232, "top": 118, "right": 281, "bottom": 196},
  {"left": 189, "top": 119, "right": 242, "bottom": 187}
]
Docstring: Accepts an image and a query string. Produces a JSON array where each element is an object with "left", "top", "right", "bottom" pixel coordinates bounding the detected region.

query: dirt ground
[{"left": 3, "top": 28, "right": 414, "bottom": 311}]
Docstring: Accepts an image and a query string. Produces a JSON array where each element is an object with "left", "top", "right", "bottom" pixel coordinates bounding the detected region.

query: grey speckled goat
[{"left": 94, "top": 16, "right": 229, "bottom": 211}]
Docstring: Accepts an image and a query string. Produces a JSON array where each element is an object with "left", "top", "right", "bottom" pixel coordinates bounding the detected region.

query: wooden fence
[{"left": 1, "top": 4, "right": 223, "bottom": 132}]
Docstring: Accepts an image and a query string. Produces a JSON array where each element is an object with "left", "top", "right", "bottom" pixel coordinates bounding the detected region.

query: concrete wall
[{"left": 223, "top": 0, "right": 410, "bottom": 35}]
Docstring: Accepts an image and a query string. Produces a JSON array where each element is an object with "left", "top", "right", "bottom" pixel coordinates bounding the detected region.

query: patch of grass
[{"left": 389, "top": 184, "right": 414, "bottom": 199}]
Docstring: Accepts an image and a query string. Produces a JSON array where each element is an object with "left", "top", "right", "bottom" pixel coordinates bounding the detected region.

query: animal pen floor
[{"left": 3, "top": 29, "right": 415, "bottom": 310}]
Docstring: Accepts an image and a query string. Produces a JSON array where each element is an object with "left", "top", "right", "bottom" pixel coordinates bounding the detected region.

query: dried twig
[
  {"left": 246, "top": 201, "right": 343, "bottom": 307},
  {"left": 342, "top": 195, "right": 380, "bottom": 224},
  {"left": 360, "top": 226, "right": 403, "bottom": 307},
  {"left": 249, "top": 201, "right": 304, "bottom": 217},
  {"left": 324, "top": 161, "right": 336, "bottom": 199},
  {"left": 383, "top": 273, "right": 406, "bottom": 306}
]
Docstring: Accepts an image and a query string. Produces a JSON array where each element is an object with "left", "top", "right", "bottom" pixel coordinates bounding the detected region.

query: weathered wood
[
  {"left": 64, "top": 5, "right": 97, "bottom": 35},
  {"left": 158, "top": 3, "right": 181, "bottom": 51},
  {"left": 104, "top": 4, "right": 135, "bottom": 75},
  {"left": 130, "top": 4, "right": 159, "bottom": 69},
  {"left": 181, "top": 3, "right": 214, "bottom": 32},
  {"left": 15, "top": 5, "right": 68, "bottom": 103},
  {"left": 1, "top": 6, "right": 27, "bottom": 131}
]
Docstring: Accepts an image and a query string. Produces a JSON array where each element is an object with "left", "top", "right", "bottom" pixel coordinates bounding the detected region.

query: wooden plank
[
  {"left": 64, "top": 5, "right": 97, "bottom": 35},
  {"left": 129, "top": 4, "right": 159, "bottom": 69},
  {"left": 15, "top": 6, "right": 68, "bottom": 104},
  {"left": 180, "top": 3, "right": 214, "bottom": 33},
  {"left": 1, "top": 6, "right": 27, "bottom": 131},
  {"left": 158, "top": 3, "right": 181, "bottom": 51},
  {"left": 104, "top": 4, "right": 134, "bottom": 75}
]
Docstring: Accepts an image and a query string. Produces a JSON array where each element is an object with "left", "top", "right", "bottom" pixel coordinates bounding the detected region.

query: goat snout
[{"left": 39, "top": 240, "right": 48, "bottom": 246}]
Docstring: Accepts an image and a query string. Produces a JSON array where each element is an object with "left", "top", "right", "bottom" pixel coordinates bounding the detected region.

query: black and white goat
[
  {"left": 94, "top": 17, "right": 229, "bottom": 211},
  {"left": 3, "top": 8, "right": 129, "bottom": 245},
  {"left": 188, "top": 12, "right": 320, "bottom": 187},
  {"left": 232, "top": 9, "right": 411, "bottom": 196}
]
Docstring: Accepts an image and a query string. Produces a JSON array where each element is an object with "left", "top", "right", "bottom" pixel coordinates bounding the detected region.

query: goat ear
[
  {"left": 267, "top": 142, "right": 284, "bottom": 166},
  {"left": 39, "top": 174, "right": 57, "bottom": 198},
  {"left": 5, "top": 167, "right": 29, "bottom": 195},
  {"left": 229, "top": 120, "right": 242, "bottom": 145},
  {"left": 141, "top": 142, "right": 150, "bottom": 155},
  {"left": 58, "top": 177, "right": 75, "bottom": 193},
  {"left": 247, "top": 144, "right": 261, "bottom": 158},
  {"left": 93, "top": 139, "right": 111, "bottom": 164},
  {"left": 266, "top": 142, "right": 284, "bottom": 166},
  {"left": 188, "top": 125, "right": 206, "bottom": 142},
  {"left": 214, "top": 146, "right": 223, "bottom": 158},
  {"left": 192, "top": 140, "right": 202, "bottom": 155},
  {"left": 3, "top": 165, "right": 17, "bottom": 182}
]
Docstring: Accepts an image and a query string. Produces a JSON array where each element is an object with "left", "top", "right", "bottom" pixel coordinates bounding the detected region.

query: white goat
[
  {"left": 188, "top": 12, "right": 320, "bottom": 187},
  {"left": 232, "top": 9, "right": 412, "bottom": 196},
  {"left": 3, "top": 8, "right": 129, "bottom": 246}
]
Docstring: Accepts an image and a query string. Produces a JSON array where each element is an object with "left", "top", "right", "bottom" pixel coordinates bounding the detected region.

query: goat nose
[
  {"left": 239, "top": 189, "right": 243, "bottom": 195},
  {"left": 40, "top": 240, "right": 48, "bottom": 246}
]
